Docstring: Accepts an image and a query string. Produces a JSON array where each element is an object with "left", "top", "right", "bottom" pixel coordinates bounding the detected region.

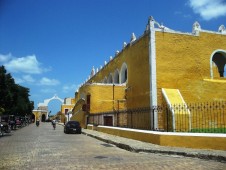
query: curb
[{"left": 82, "top": 131, "right": 226, "bottom": 163}]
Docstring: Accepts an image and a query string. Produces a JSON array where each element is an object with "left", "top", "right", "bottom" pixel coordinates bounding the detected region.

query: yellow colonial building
[
  {"left": 60, "top": 97, "right": 75, "bottom": 123},
  {"left": 71, "top": 16, "right": 226, "bottom": 132},
  {"left": 32, "top": 106, "right": 48, "bottom": 122}
]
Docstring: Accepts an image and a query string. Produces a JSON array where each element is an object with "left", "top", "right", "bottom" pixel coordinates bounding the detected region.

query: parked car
[{"left": 64, "top": 121, "right": 81, "bottom": 134}]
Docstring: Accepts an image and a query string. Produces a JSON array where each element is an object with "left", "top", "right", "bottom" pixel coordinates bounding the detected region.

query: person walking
[{"left": 52, "top": 119, "right": 56, "bottom": 130}]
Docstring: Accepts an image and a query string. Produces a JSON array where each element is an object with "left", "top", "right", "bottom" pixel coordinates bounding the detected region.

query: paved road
[{"left": 0, "top": 123, "right": 225, "bottom": 170}]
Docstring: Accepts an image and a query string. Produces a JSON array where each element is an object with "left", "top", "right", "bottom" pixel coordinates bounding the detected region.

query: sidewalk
[{"left": 59, "top": 123, "right": 226, "bottom": 162}]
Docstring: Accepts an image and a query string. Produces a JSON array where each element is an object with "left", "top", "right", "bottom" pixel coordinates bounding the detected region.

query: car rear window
[{"left": 68, "top": 122, "right": 79, "bottom": 126}]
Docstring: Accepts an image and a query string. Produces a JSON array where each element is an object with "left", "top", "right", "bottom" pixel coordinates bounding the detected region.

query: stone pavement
[
  {"left": 81, "top": 129, "right": 226, "bottom": 162},
  {"left": 59, "top": 123, "right": 226, "bottom": 162},
  {"left": 1, "top": 122, "right": 226, "bottom": 170},
  {"left": 56, "top": 122, "right": 226, "bottom": 164}
]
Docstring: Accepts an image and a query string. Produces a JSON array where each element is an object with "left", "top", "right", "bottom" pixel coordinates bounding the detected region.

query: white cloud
[
  {"left": 40, "top": 88, "right": 57, "bottom": 93},
  {"left": 5, "top": 55, "right": 43, "bottom": 74},
  {"left": 14, "top": 75, "right": 36, "bottom": 84},
  {"left": 22, "top": 75, "right": 35, "bottom": 83},
  {"left": 14, "top": 77, "right": 24, "bottom": 84},
  {"left": 189, "top": 0, "right": 226, "bottom": 20},
  {"left": 40, "top": 77, "right": 60, "bottom": 86},
  {"left": 1, "top": 54, "right": 51, "bottom": 74},
  {"left": 14, "top": 75, "right": 35, "bottom": 84},
  {"left": 0, "top": 53, "right": 12, "bottom": 63}
]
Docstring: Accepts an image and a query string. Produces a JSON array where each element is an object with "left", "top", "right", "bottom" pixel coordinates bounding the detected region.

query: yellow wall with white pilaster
[{"left": 155, "top": 31, "right": 226, "bottom": 104}]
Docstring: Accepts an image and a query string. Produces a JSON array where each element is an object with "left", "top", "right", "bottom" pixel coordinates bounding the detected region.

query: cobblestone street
[{"left": 0, "top": 123, "right": 225, "bottom": 170}]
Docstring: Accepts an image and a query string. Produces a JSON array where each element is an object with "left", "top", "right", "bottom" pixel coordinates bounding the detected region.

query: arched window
[
  {"left": 120, "top": 63, "right": 128, "bottom": 84},
  {"left": 210, "top": 50, "right": 226, "bottom": 78},
  {"left": 103, "top": 77, "right": 107, "bottom": 84},
  {"left": 107, "top": 74, "right": 113, "bottom": 84},
  {"left": 114, "top": 69, "right": 119, "bottom": 84}
]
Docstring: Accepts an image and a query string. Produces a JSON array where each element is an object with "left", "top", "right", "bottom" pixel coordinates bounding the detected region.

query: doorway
[{"left": 104, "top": 116, "right": 113, "bottom": 126}]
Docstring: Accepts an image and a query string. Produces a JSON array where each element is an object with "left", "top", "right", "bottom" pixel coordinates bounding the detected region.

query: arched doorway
[
  {"left": 41, "top": 114, "right": 46, "bottom": 122},
  {"left": 210, "top": 50, "right": 226, "bottom": 78}
]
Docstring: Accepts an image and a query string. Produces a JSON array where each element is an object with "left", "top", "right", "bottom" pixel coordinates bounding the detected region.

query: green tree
[
  {"left": 0, "top": 65, "right": 34, "bottom": 116},
  {"left": 15, "top": 85, "right": 34, "bottom": 115},
  {"left": 0, "top": 107, "right": 5, "bottom": 116}
]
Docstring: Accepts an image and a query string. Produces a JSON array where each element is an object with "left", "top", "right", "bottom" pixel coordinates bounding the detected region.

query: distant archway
[
  {"left": 38, "top": 94, "right": 64, "bottom": 107},
  {"left": 34, "top": 94, "right": 64, "bottom": 121}
]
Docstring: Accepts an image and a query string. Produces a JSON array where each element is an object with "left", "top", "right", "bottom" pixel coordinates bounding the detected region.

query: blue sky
[{"left": 1, "top": 0, "right": 226, "bottom": 115}]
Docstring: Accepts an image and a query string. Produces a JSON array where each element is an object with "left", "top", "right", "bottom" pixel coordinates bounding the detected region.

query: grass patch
[{"left": 191, "top": 128, "right": 226, "bottom": 133}]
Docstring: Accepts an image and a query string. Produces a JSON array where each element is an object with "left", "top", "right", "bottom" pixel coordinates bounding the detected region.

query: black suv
[{"left": 64, "top": 121, "right": 81, "bottom": 134}]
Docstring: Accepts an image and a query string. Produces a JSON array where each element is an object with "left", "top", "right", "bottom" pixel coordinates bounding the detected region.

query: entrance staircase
[{"left": 162, "top": 88, "right": 191, "bottom": 132}]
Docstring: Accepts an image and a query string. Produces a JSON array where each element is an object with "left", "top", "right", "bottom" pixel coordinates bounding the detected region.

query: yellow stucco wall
[
  {"left": 71, "top": 98, "right": 75, "bottom": 105},
  {"left": 61, "top": 105, "right": 74, "bottom": 114},
  {"left": 32, "top": 110, "right": 47, "bottom": 121},
  {"left": 74, "top": 34, "right": 151, "bottom": 128},
  {"left": 79, "top": 84, "right": 126, "bottom": 113},
  {"left": 70, "top": 110, "right": 86, "bottom": 128},
  {"left": 32, "top": 111, "right": 40, "bottom": 121},
  {"left": 87, "top": 34, "right": 150, "bottom": 109},
  {"left": 70, "top": 98, "right": 86, "bottom": 128},
  {"left": 77, "top": 27, "right": 226, "bottom": 131},
  {"left": 155, "top": 31, "right": 226, "bottom": 130},
  {"left": 155, "top": 31, "right": 226, "bottom": 104},
  {"left": 61, "top": 98, "right": 75, "bottom": 114}
]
